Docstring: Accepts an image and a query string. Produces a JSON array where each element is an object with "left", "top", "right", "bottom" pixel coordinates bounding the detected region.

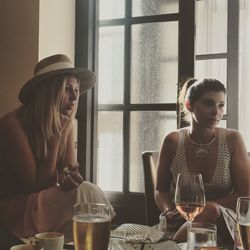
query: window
[
  {"left": 75, "top": 0, "right": 248, "bottom": 224},
  {"left": 195, "top": 0, "right": 238, "bottom": 129},
  {"left": 97, "top": 0, "right": 180, "bottom": 194}
]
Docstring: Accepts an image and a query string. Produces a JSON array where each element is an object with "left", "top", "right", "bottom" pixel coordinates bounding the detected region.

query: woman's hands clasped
[
  {"left": 58, "top": 165, "right": 83, "bottom": 192},
  {"left": 165, "top": 208, "right": 186, "bottom": 232}
]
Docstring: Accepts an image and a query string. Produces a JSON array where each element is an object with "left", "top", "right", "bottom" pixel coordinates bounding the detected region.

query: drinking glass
[
  {"left": 187, "top": 222, "right": 217, "bottom": 249},
  {"left": 73, "top": 203, "right": 111, "bottom": 250},
  {"left": 174, "top": 173, "right": 206, "bottom": 223},
  {"left": 236, "top": 197, "right": 250, "bottom": 250}
]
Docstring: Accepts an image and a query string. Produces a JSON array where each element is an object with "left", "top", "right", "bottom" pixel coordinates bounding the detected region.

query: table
[
  {"left": 2, "top": 230, "right": 233, "bottom": 250},
  {"left": 108, "top": 238, "right": 181, "bottom": 250}
]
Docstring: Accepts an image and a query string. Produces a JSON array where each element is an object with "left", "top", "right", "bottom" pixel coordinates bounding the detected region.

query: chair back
[{"left": 142, "top": 151, "right": 161, "bottom": 225}]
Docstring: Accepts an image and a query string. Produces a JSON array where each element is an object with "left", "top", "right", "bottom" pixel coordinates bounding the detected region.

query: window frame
[
  {"left": 75, "top": 0, "right": 195, "bottom": 224},
  {"left": 75, "top": 0, "right": 239, "bottom": 224}
]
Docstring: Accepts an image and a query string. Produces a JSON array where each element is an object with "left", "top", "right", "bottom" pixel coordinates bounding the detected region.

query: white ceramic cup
[
  {"left": 10, "top": 244, "right": 43, "bottom": 250},
  {"left": 35, "top": 232, "right": 64, "bottom": 250}
]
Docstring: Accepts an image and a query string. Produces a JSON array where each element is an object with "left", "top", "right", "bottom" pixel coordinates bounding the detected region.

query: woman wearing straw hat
[{"left": 0, "top": 54, "right": 115, "bottom": 241}]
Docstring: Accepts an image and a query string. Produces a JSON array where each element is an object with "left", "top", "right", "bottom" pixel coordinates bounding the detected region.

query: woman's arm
[
  {"left": 58, "top": 118, "right": 83, "bottom": 192},
  {"left": 212, "top": 129, "right": 250, "bottom": 210},
  {"left": 61, "top": 118, "right": 78, "bottom": 168},
  {"left": 0, "top": 112, "right": 70, "bottom": 192},
  {"left": 155, "top": 132, "right": 178, "bottom": 212},
  {"left": 0, "top": 116, "right": 55, "bottom": 191}
]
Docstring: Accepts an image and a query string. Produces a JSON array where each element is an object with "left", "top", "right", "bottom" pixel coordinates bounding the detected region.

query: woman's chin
[{"left": 61, "top": 110, "right": 72, "bottom": 117}]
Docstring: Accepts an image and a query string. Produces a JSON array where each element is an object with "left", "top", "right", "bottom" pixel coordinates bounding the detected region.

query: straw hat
[{"left": 19, "top": 54, "right": 96, "bottom": 104}]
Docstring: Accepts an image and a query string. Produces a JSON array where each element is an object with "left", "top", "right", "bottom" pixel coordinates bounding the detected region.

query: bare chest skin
[{"left": 184, "top": 135, "right": 219, "bottom": 183}]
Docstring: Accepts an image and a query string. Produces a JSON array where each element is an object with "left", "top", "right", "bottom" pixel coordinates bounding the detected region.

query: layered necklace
[{"left": 187, "top": 131, "right": 217, "bottom": 159}]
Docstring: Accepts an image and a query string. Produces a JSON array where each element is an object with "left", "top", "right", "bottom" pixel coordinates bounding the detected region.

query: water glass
[
  {"left": 187, "top": 222, "right": 217, "bottom": 250},
  {"left": 73, "top": 203, "right": 111, "bottom": 250}
]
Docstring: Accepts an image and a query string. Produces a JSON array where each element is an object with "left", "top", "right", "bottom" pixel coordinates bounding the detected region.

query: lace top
[{"left": 169, "top": 128, "right": 233, "bottom": 199}]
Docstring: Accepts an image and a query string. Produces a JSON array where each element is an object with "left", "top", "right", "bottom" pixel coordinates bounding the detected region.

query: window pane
[
  {"left": 218, "top": 119, "right": 227, "bottom": 128},
  {"left": 99, "top": 0, "right": 125, "bottom": 20},
  {"left": 131, "top": 22, "right": 178, "bottom": 104},
  {"left": 129, "top": 111, "right": 177, "bottom": 192},
  {"left": 97, "top": 111, "right": 123, "bottom": 191},
  {"left": 132, "top": 0, "right": 179, "bottom": 16},
  {"left": 195, "top": 59, "right": 227, "bottom": 87},
  {"left": 196, "top": 0, "right": 227, "bottom": 54},
  {"left": 98, "top": 26, "right": 124, "bottom": 104}
]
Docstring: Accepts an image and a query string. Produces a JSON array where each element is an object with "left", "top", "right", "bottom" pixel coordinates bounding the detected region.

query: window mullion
[
  {"left": 123, "top": 0, "right": 132, "bottom": 193},
  {"left": 227, "top": 0, "right": 239, "bottom": 129}
]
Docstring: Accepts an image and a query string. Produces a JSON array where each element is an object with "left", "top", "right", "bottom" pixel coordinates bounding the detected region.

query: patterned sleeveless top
[{"left": 169, "top": 128, "right": 233, "bottom": 199}]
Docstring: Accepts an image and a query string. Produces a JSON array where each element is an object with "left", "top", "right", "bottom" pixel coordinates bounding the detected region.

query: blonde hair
[{"left": 20, "top": 74, "right": 77, "bottom": 164}]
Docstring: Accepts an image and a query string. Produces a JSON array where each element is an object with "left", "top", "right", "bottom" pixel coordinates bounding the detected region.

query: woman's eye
[
  {"left": 66, "top": 85, "right": 72, "bottom": 91},
  {"left": 202, "top": 100, "right": 213, "bottom": 106},
  {"left": 66, "top": 85, "right": 79, "bottom": 96}
]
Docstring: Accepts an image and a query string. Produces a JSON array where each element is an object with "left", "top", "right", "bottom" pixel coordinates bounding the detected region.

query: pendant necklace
[{"left": 187, "top": 131, "right": 217, "bottom": 159}]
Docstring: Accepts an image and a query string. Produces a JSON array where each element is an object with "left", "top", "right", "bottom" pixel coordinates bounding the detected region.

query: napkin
[{"left": 111, "top": 223, "right": 170, "bottom": 244}]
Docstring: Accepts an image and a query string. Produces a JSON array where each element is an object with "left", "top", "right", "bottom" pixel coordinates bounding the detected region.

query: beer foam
[
  {"left": 238, "top": 221, "right": 250, "bottom": 226},
  {"left": 73, "top": 214, "right": 110, "bottom": 223}
]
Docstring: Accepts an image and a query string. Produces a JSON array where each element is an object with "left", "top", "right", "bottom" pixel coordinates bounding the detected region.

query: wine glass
[
  {"left": 236, "top": 197, "right": 250, "bottom": 250},
  {"left": 174, "top": 173, "right": 206, "bottom": 223}
]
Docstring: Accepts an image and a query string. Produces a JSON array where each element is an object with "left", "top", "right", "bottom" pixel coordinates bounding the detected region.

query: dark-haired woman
[{"left": 155, "top": 78, "right": 250, "bottom": 243}]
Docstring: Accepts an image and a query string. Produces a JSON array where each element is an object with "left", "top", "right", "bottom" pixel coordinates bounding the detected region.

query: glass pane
[
  {"left": 132, "top": 0, "right": 179, "bottom": 16},
  {"left": 98, "top": 26, "right": 124, "bottom": 104},
  {"left": 195, "top": 59, "right": 227, "bottom": 87},
  {"left": 131, "top": 22, "right": 178, "bottom": 104},
  {"left": 218, "top": 119, "right": 226, "bottom": 128},
  {"left": 129, "top": 111, "right": 177, "bottom": 192},
  {"left": 239, "top": 0, "right": 250, "bottom": 150},
  {"left": 196, "top": 0, "right": 227, "bottom": 54},
  {"left": 99, "top": 0, "right": 125, "bottom": 20},
  {"left": 97, "top": 111, "right": 123, "bottom": 191}
]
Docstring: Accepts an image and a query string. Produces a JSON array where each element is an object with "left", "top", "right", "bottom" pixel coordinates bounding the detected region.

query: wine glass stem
[{"left": 187, "top": 220, "right": 193, "bottom": 250}]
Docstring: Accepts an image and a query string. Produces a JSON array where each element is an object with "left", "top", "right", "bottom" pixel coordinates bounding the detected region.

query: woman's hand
[
  {"left": 58, "top": 165, "right": 83, "bottom": 192},
  {"left": 165, "top": 209, "right": 186, "bottom": 232}
]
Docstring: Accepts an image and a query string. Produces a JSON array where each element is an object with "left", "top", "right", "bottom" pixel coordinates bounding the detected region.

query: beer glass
[
  {"left": 236, "top": 197, "right": 250, "bottom": 250},
  {"left": 73, "top": 203, "right": 111, "bottom": 250}
]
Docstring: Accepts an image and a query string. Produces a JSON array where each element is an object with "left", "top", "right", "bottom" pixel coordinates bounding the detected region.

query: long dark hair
[{"left": 178, "top": 78, "right": 226, "bottom": 122}]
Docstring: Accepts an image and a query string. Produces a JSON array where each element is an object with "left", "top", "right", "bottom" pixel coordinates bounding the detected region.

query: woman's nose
[
  {"left": 70, "top": 90, "right": 78, "bottom": 101},
  {"left": 211, "top": 105, "right": 222, "bottom": 115}
]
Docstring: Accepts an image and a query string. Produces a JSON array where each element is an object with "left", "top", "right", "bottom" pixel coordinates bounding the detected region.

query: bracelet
[
  {"left": 63, "top": 166, "right": 70, "bottom": 174},
  {"left": 162, "top": 208, "right": 170, "bottom": 216}
]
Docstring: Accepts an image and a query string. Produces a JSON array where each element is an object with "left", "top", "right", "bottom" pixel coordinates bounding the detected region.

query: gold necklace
[{"left": 187, "top": 132, "right": 217, "bottom": 159}]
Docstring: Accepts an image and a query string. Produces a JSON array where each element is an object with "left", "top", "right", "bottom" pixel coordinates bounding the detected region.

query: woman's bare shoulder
[
  {"left": 165, "top": 130, "right": 179, "bottom": 140},
  {"left": 223, "top": 128, "right": 246, "bottom": 153},
  {"left": 0, "top": 109, "right": 23, "bottom": 134},
  {"left": 161, "top": 130, "right": 180, "bottom": 152},
  {"left": 225, "top": 128, "right": 243, "bottom": 141}
]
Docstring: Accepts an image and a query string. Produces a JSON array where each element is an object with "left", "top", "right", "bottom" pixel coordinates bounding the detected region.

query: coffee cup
[
  {"left": 10, "top": 244, "right": 43, "bottom": 250},
  {"left": 35, "top": 232, "right": 64, "bottom": 250}
]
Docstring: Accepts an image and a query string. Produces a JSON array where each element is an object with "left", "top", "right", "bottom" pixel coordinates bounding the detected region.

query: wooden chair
[{"left": 142, "top": 151, "right": 162, "bottom": 226}]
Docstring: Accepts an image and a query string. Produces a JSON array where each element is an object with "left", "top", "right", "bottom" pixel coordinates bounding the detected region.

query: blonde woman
[{"left": 0, "top": 54, "right": 115, "bottom": 242}]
